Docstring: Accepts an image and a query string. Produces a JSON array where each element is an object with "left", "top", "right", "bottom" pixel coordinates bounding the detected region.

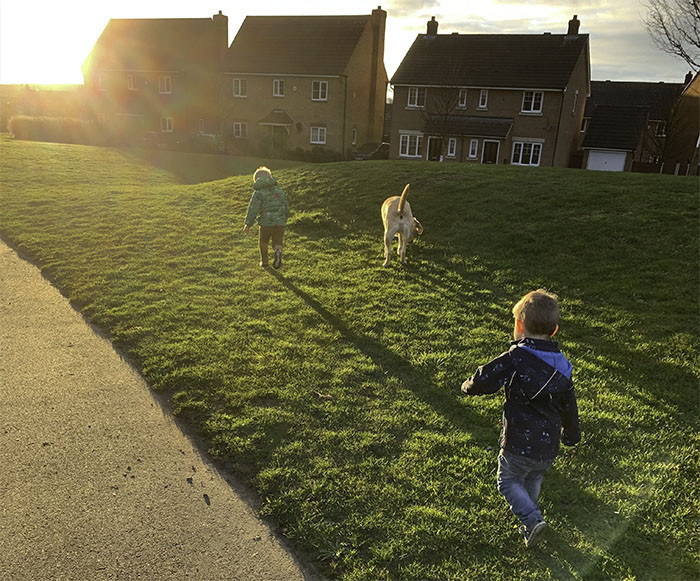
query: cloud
[{"left": 385, "top": 0, "right": 441, "bottom": 18}]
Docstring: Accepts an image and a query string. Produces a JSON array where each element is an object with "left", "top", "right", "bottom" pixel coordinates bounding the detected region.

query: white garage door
[{"left": 587, "top": 150, "right": 627, "bottom": 172}]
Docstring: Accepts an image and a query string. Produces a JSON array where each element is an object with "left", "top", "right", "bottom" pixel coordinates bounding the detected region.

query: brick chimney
[
  {"left": 427, "top": 16, "right": 438, "bottom": 36},
  {"left": 567, "top": 15, "right": 580, "bottom": 35},
  {"left": 369, "top": 7, "right": 387, "bottom": 134},
  {"left": 213, "top": 11, "right": 228, "bottom": 61}
]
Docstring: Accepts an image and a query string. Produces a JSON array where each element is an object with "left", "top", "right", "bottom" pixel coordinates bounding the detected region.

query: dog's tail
[{"left": 397, "top": 183, "right": 410, "bottom": 215}]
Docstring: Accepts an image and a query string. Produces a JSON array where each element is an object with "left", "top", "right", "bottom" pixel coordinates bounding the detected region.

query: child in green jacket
[{"left": 243, "top": 166, "right": 290, "bottom": 268}]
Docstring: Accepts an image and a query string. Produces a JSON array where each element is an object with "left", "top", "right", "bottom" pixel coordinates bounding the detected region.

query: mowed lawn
[{"left": 1, "top": 138, "right": 698, "bottom": 580}]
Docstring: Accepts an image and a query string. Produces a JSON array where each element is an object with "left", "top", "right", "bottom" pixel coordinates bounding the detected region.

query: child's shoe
[
  {"left": 523, "top": 520, "right": 547, "bottom": 548},
  {"left": 273, "top": 248, "right": 283, "bottom": 269}
]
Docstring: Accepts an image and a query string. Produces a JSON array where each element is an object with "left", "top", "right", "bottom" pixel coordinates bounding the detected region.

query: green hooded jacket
[{"left": 244, "top": 175, "right": 290, "bottom": 227}]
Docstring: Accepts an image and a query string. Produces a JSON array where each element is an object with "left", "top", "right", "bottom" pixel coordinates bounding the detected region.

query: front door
[
  {"left": 482, "top": 140, "right": 499, "bottom": 164},
  {"left": 427, "top": 137, "right": 443, "bottom": 161},
  {"left": 271, "top": 125, "right": 288, "bottom": 153}
]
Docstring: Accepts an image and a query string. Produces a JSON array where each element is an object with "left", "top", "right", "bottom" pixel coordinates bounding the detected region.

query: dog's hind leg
[
  {"left": 383, "top": 230, "right": 393, "bottom": 267},
  {"left": 398, "top": 233, "right": 408, "bottom": 265}
]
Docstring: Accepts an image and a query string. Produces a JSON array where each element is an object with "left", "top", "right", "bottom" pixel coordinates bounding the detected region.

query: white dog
[{"left": 381, "top": 184, "right": 423, "bottom": 267}]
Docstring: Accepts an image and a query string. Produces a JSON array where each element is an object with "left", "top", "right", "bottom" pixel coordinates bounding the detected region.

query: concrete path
[{"left": 0, "top": 241, "right": 319, "bottom": 581}]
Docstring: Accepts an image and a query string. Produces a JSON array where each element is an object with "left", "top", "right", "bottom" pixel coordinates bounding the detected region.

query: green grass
[{"left": 1, "top": 137, "right": 698, "bottom": 580}]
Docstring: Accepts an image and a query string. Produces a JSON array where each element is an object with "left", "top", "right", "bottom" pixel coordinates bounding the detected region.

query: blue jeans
[{"left": 497, "top": 450, "right": 554, "bottom": 530}]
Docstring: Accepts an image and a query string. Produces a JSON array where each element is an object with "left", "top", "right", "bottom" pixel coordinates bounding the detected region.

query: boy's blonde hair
[
  {"left": 253, "top": 166, "right": 272, "bottom": 182},
  {"left": 512, "top": 289, "right": 560, "bottom": 336}
]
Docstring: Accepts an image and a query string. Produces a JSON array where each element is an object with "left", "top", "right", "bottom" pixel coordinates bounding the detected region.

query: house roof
[
  {"left": 221, "top": 15, "right": 370, "bottom": 75},
  {"left": 82, "top": 17, "right": 221, "bottom": 74},
  {"left": 425, "top": 114, "right": 513, "bottom": 138},
  {"left": 584, "top": 80, "right": 684, "bottom": 121},
  {"left": 391, "top": 33, "right": 588, "bottom": 90},
  {"left": 581, "top": 105, "right": 650, "bottom": 151}
]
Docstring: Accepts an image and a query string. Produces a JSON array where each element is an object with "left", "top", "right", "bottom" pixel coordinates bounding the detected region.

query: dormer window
[
  {"left": 408, "top": 87, "right": 426, "bottom": 108},
  {"left": 522, "top": 91, "right": 544, "bottom": 113},
  {"left": 312, "top": 80, "right": 328, "bottom": 101},
  {"left": 159, "top": 76, "right": 172, "bottom": 94},
  {"left": 233, "top": 78, "right": 247, "bottom": 97}
]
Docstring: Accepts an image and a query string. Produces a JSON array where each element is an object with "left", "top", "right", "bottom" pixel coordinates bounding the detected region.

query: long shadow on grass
[{"left": 268, "top": 269, "right": 489, "bottom": 436}]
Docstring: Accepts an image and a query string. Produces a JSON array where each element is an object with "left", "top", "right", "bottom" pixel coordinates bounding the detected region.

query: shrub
[{"left": 8, "top": 115, "right": 103, "bottom": 145}]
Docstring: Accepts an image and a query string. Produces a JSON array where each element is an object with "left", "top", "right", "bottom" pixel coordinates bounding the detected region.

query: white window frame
[
  {"left": 273, "top": 79, "right": 285, "bottom": 97},
  {"left": 521, "top": 91, "right": 544, "bottom": 113},
  {"left": 127, "top": 74, "right": 135, "bottom": 91},
  {"left": 312, "top": 80, "right": 328, "bottom": 101},
  {"left": 655, "top": 121, "right": 667, "bottom": 137},
  {"left": 233, "top": 122, "right": 248, "bottom": 138},
  {"left": 233, "top": 78, "right": 247, "bottom": 98},
  {"left": 511, "top": 141, "right": 542, "bottom": 166},
  {"left": 458, "top": 88, "right": 467, "bottom": 108},
  {"left": 447, "top": 137, "right": 457, "bottom": 157},
  {"left": 310, "top": 126, "right": 327, "bottom": 144},
  {"left": 159, "top": 76, "right": 172, "bottom": 94},
  {"left": 580, "top": 118, "right": 589, "bottom": 133},
  {"left": 198, "top": 119, "right": 205, "bottom": 134},
  {"left": 478, "top": 89, "right": 488, "bottom": 109},
  {"left": 352, "top": 128, "right": 357, "bottom": 145},
  {"left": 399, "top": 133, "right": 423, "bottom": 158},
  {"left": 407, "top": 87, "right": 426, "bottom": 108},
  {"left": 469, "top": 139, "right": 479, "bottom": 159},
  {"left": 160, "top": 117, "right": 173, "bottom": 132}
]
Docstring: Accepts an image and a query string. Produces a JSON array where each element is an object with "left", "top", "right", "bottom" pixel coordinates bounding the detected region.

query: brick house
[
  {"left": 82, "top": 13, "right": 228, "bottom": 144},
  {"left": 219, "top": 8, "right": 388, "bottom": 158},
  {"left": 580, "top": 76, "right": 692, "bottom": 172},
  {"left": 389, "top": 15, "right": 590, "bottom": 167}
]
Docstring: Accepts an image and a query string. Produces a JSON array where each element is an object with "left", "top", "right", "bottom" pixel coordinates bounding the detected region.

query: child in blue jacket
[{"left": 461, "top": 289, "right": 580, "bottom": 547}]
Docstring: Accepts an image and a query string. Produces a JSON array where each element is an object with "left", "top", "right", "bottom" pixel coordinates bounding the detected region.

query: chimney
[
  {"left": 685, "top": 71, "right": 694, "bottom": 85},
  {"left": 427, "top": 16, "right": 438, "bottom": 36},
  {"left": 567, "top": 14, "right": 580, "bottom": 35},
  {"left": 213, "top": 11, "right": 228, "bottom": 61},
  {"left": 368, "top": 7, "right": 387, "bottom": 139}
]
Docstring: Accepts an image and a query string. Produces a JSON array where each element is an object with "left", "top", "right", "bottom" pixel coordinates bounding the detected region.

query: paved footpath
[{"left": 0, "top": 241, "right": 319, "bottom": 581}]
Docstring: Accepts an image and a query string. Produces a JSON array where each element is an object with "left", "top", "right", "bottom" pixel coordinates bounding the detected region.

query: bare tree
[{"left": 644, "top": 0, "right": 700, "bottom": 71}]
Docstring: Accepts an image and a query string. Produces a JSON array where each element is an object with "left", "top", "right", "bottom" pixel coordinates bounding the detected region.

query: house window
[
  {"left": 511, "top": 141, "right": 542, "bottom": 166},
  {"left": 312, "top": 81, "right": 328, "bottom": 101},
  {"left": 572, "top": 89, "right": 579, "bottom": 115},
  {"left": 273, "top": 79, "right": 285, "bottom": 97},
  {"left": 458, "top": 88, "right": 467, "bottom": 108},
  {"left": 233, "top": 78, "right": 247, "bottom": 97},
  {"left": 447, "top": 138, "right": 457, "bottom": 157},
  {"left": 408, "top": 87, "right": 426, "bottom": 108},
  {"left": 127, "top": 74, "right": 135, "bottom": 91},
  {"left": 399, "top": 133, "right": 423, "bottom": 157},
  {"left": 233, "top": 122, "right": 248, "bottom": 138},
  {"left": 469, "top": 139, "right": 479, "bottom": 159},
  {"left": 198, "top": 119, "right": 205, "bottom": 134},
  {"left": 478, "top": 89, "right": 488, "bottom": 109},
  {"left": 655, "top": 121, "right": 667, "bottom": 137},
  {"left": 160, "top": 117, "right": 173, "bottom": 132},
  {"left": 580, "top": 118, "right": 588, "bottom": 133},
  {"left": 159, "top": 76, "right": 172, "bottom": 94},
  {"left": 522, "top": 91, "right": 544, "bottom": 113},
  {"left": 310, "top": 126, "right": 327, "bottom": 144},
  {"left": 352, "top": 128, "right": 357, "bottom": 145}
]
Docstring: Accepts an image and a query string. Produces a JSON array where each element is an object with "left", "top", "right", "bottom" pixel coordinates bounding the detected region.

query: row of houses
[{"left": 76, "top": 9, "right": 698, "bottom": 172}]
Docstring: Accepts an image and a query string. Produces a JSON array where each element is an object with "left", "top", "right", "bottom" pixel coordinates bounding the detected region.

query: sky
[{"left": 0, "top": 0, "right": 691, "bottom": 87}]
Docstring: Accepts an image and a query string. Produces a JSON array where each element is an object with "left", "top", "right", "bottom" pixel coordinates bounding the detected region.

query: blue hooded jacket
[{"left": 461, "top": 338, "right": 580, "bottom": 460}]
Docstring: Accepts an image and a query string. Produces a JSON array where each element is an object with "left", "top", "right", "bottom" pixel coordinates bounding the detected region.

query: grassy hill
[{"left": 1, "top": 137, "right": 698, "bottom": 580}]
